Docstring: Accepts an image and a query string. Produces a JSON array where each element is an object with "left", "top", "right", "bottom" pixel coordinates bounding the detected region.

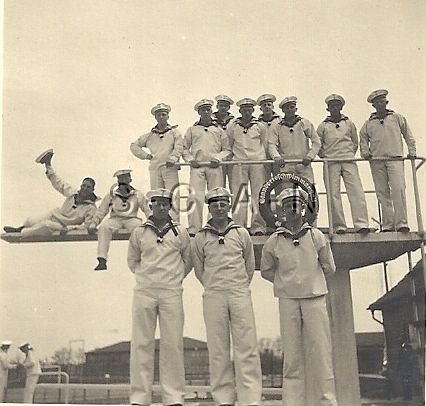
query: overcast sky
[{"left": 1, "top": 0, "right": 425, "bottom": 360}]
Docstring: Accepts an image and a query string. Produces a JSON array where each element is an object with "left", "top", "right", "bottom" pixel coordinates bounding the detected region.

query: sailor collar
[
  {"left": 112, "top": 185, "right": 136, "bottom": 201},
  {"left": 275, "top": 222, "right": 312, "bottom": 246},
  {"left": 279, "top": 115, "right": 302, "bottom": 128},
  {"left": 213, "top": 112, "right": 235, "bottom": 128},
  {"left": 234, "top": 117, "right": 259, "bottom": 132},
  {"left": 193, "top": 120, "right": 219, "bottom": 128},
  {"left": 72, "top": 193, "right": 98, "bottom": 208},
  {"left": 323, "top": 115, "right": 349, "bottom": 123},
  {"left": 151, "top": 124, "right": 178, "bottom": 135},
  {"left": 369, "top": 109, "right": 394, "bottom": 121},
  {"left": 201, "top": 218, "right": 240, "bottom": 244},
  {"left": 258, "top": 113, "right": 280, "bottom": 123},
  {"left": 143, "top": 216, "right": 179, "bottom": 243}
]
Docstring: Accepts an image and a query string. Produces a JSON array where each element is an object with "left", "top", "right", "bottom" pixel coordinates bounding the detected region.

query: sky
[{"left": 1, "top": 0, "right": 425, "bottom": 360}]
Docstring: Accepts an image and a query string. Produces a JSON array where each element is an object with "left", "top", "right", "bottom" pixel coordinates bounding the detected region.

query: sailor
[
  {"left": 127, "top": 188, "right": 192, "bottom": 406},
  {"left": 261, "top": 187, "right": 337, "bottom": 406},
  {"left": 192, "top": 187, "right": 262, "bottom": 406},
  {"left": 19, "top": 342, "right": 42, "bottom": 404},
  {"left": 183, "top": 99, "right": 231, "bottom": 235},
  {"left": 359, "top": 89, "right": 416, "bottom": 232},
  {"left": 130, "top": 103, "right": 183, "bottom": 221},
  {"left": 212, "top": 95, "right": 235, "bottom": 189},
  {"left": 0, "top": 341, "right": 17, "bottom": 403},
  {"left": 227, "top": 97, "right": 267, "bottom": 235},
  {"left": 257, "top": 93, "right": 281, "bottom": 179},
  {"left": 268, "top": 96, "right": 321, "bottom": 184},
  {"left": 3, "top": 149, "right": 98, "bottom": 237},
  {"left": 317, "top": 94, "right": 370, "bottom": 234},
  {"left": 88, "top": 169, "right": 150, "bottom": 271}
]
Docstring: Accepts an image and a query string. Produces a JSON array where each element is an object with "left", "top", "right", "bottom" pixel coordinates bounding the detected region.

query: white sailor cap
[
  {"left": 113, "top": 169, "right": 132, "bottom": 178},
  {"left": 205, "top": 187, "right": 232, "bottom": 204},
  {"left": 215, "top": 95, "right": 234, "bottom": 105},
  {"left": 367, "top": 89, "right": 388, "bottom": 104},
  {"left": 325, "top": 94, "right": 345, "bottom": 106},
  {"left": 146, "top": 188, "right": 173, "bottom": 201},
  {"left": 276, "top": 187, "right": 309, "bottom": 206},
  {"left": 279, "top": 96, "right": 298, "bottom": 109},
  {"left": 19, "top": 342, "right": 30, "bottom": 350},
  {"left": 194, "top": 99, "right": 214, "bottom": 111},
  {"left": 257, "top": 94, "right": 276, "bottom": 105},
  {"left": 1, "top": 340, "right": 12, "bottom": 347},
  {"left": 151, "top": 103, "right": 171, "bottom": 115},
  {"left": 236, "top": 98, "right": 257, "bottom": 108}
]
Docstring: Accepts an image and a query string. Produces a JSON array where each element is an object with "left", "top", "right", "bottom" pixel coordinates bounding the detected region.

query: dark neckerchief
[
  {"left": 151, "top": 124, "right": 178, "bottom": 135},
  {"left": 201, "top": 218, "right": 239, "bottom": 244},
  {"left": 193, "top": 120, "right": 218, "bottom": 128},
  {"left": 323, "top": 115, "right": 349, "bottom": 123},
  {"left": 212, "top": 112, "right": 234, "bottom": 129},
  {"left": 145, "top": 216, "right": 179, "bottom": 243},
  {"left": 276, "top": 223, "right": 312, "bottom": 246},
  {"left": 258, "top": 113, "right": 280, "bottom": 123},
  {"left": 369, "top": 109, "right": 394, "bottom": 121},
  {"left": 279, "top": 115, "right": 302, "bottom": 128},
  {"left": 114, "top": 184, "right": 136, "bottom": 203},
  {"left": 72, "top": 192, "right": 98, "bottom": 208},
  {"left": 234, "top": 117, "right": 259, "bottom": 132}
]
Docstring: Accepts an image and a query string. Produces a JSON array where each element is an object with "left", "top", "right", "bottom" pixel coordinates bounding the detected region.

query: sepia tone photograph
[{"left": 1, "top": 1, "right": 425, "bottom": 405}]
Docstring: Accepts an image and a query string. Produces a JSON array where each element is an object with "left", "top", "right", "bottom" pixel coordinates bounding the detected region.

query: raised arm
[{"left": 45, "top": 166, "right": 78, "bottom": 197}]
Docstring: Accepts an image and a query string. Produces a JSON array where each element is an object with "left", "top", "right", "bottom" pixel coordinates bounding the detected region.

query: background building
[{"left": 83, "top": 337, "right": 209, "bottom": 384}]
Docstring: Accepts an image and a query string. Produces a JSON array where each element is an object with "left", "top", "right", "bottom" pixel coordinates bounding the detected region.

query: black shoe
[
  {"left": 35, "top": 149, "right": 54, "bottom": 165},
  {"left": 335, "top": 229, "right": 346, "bottom": 235},
  {"left": 94, "top": 257, "right": 107, "bottom": 271},
  {"left": 3, "top": 226, "right": 24, "bottom": 233},
  {"left": 397, "top": 226, "right": 410, "bottom": 233},
  {"left": 357, "top": 227, "right": 370, "bottom": 235},
  {"left": 380, "top": 229, "right": 393, "bottom": 232}
]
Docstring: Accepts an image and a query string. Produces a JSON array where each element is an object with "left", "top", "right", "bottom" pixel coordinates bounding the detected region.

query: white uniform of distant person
[
  {"left": 359, "top": 89, "right": 416, "bottom": 232},
  {"left": 261, "top": 188, "right": 337, "bottom": 406},
  {"left": 0, "top": 341, "right": 17, "bottom": 403},
  {"left": 127, "top": 188, "right": 192, "bottom": 406},
  {"left": 317, "top": 94, "right": 370, "bottom": 234},
  {"left": 19, "top": 343, "right": 42, "bottom": 404},
  {"left": 183, "top": 99, "right": 231, "bottom": 235},
  {"left": 192, "top": 187, "right": 262, "bottom": 406},
  {"left": 130, "top": 103, "right": 183, "bottom": 221}
]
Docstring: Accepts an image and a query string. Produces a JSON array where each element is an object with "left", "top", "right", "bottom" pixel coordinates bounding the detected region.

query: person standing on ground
[
  {"left": 127, "top": 188, "right": 192, "bottom": 406},
  {"left": 18, "top": 343, "right": 41, "bottom": 404},
  {"left": 130, "top": 103, "right": 183, "bottom": 221},
  {"left": 317, "top": 93, "right": 370, "bottom": 234},
  {"left": 261, "top": 187, "right": 337, "bottom": 406},
  {"left": 0, "top": 341, "right": 17, "bottom": 403},
  {"left": 192, "top": 187, "right": 262, "bottom": 406},
  {"left": 359, "top": 89, "right": 416, "bottom": 233}
]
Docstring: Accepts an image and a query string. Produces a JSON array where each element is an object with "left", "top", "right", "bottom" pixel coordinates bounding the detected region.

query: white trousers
[
  {"left": 203, "top": 290, "right": 262, "bottom": 406},
  {"left": 149, "top": 167, "right": 180, "bottom": 221},
  {"left": 97, "top": 217, "right": 142, "bottom": 259},
  {"left": 369, "top": 160, "right": 408, "bottom": 230},
  {"left": 279, "top": 296, "right": 337, "bottom": 406},
  {"left": 22, "top": 212, "right": 64, "bottom": 237},
  {"left": 280, "top": 163, "right": 315, "bottom": 184},
  {"left": 187, "top": 167, "right": 223, "bottom": 234},
  {"left": 324, "top": 162, "right": 369, "bottom": 231},
  {"left": 0, "top": 375, "right": 7, "bottom": 403},
  {"left": 24, "top": 374, "right": 40, "bottom": 403},
  {"left": 130, "top": 289, "right": 185, "bottom": 406},
  {"left": 231, "top": 164, "right": 266, "bottom": 233}
]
